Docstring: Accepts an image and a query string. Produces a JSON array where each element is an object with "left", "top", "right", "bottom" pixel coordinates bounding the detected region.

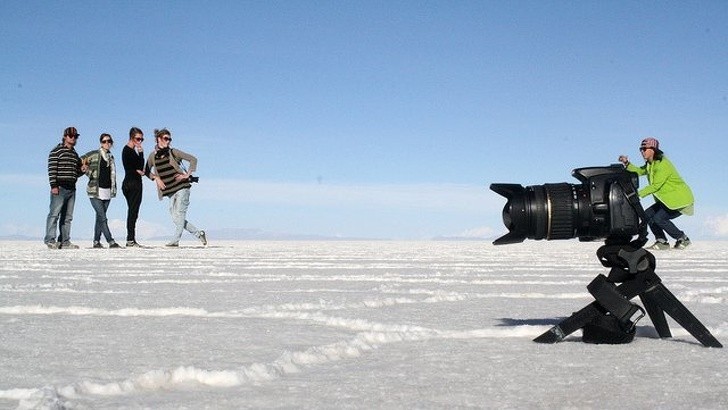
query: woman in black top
[{"left": 122, "top": 127, "right": 145, "bottom": 247}]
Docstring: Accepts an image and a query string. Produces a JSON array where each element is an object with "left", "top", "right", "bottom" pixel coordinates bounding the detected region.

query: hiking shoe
[
  {"left": 648, "top": 240, "right": 670, "bottom": 250},
  {"left": 197, "top": 230, "right": 207, "bottom": 246},
  {"left": 126, "top": 241, "right": 142, "bottom": 248},
  {"left": 93, "top": 242, "right": 104, "bottom": 249},
  {"left": 165, "top": 242, "right": 179, "bottom": 248},
  {"left": 109, "top": 242, "right": 121, "bottom": 249},
  {"left": 46, "top": 242, "right": 60, "bottom": 249},
  {"left": 674, "top": 237, "right": 691, "bottom": 250},
  {"left": 61, "top": 242, "right": 80, "bottom": 249}
]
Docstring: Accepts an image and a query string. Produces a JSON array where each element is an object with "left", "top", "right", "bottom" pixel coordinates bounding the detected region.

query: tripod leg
[
  {"left": 644, "top": 283, "right": 723, "bottom": 348},
  {"left": 639, "top": 293, "right": 672, "bottom": 338},
  {"left": 534, "top": 302, "right": 603, "bottom": 343}
]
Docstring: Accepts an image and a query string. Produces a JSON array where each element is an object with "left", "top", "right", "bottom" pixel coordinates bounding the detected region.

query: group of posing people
[
  {"left": 44, "top": 131, "right": 693, "bottom": 251},
  {"left": 44, "top": 126, "right": 207, "bottom": 249}
]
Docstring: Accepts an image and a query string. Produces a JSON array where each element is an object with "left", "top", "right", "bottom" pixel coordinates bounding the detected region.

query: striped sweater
[
  {"left": 146, "top": 148, "right": 197, "bottom": 199},
  {"left": 47, "top": 143, "right": 82, "bottom": 190}
]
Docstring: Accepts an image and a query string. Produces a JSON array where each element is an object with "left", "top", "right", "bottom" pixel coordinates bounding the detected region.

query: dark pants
[
  {"left": 122, "top": 179, "right": 143, "bottom": 242},
  {"left": 644, "top": 201, "right": 685, "bottom": 241}
]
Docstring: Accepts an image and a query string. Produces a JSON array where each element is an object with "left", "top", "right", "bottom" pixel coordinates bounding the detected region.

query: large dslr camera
[
  {"left": 490, "top": 165, "right": 723, "bottom": 348},
  {"left": 490, "top": 165, "right": 641, "bottom": 245}
]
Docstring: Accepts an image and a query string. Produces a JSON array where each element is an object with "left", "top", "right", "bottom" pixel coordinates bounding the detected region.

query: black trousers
[{"left": 122, "top": 179, "right": 143, "bottom": 242}]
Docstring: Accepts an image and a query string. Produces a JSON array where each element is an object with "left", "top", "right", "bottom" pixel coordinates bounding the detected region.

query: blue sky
[{"left": 1, "top": 0, "right": 727, "bottom": 241}]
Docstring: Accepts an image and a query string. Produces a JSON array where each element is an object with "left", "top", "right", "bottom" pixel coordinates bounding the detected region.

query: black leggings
[{"left": 122, "top": 179, "right": 143, "bottom": 242}]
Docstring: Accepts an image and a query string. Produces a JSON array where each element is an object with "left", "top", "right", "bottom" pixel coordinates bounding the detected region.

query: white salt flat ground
[{"left": 0, "top": 240, "right": 726, "bottom": 409}]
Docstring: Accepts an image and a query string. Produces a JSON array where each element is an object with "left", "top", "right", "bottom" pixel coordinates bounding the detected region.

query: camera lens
[{"left": 491, "top": 183, "right": 579, "bottom": 245}]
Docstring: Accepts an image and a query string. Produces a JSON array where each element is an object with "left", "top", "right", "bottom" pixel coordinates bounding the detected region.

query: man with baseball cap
[
  {"left": 44, "top": 126, "right": 88, "bottom": 249},
  {"left": 618, "top": 137, "right": 694, "bottom": 250}
]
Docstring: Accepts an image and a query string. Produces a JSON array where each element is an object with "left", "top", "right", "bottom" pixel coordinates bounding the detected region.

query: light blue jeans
[
  {"left": 90, "top": 197, "right": 115, "bottom": 243},
  {"left": 44, "top": 186, "right": 76, "bottom": 245},
  {"left": 168, "top": 188, "right": 199, "bottom": 243}
]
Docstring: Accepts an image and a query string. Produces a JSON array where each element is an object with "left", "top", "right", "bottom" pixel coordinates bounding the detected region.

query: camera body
[
  {"left": 188, "top": 175, "right": 199, "bottom": 183},
  {"left": 490, "top": 165, "right": 640, "bottom": 245}
]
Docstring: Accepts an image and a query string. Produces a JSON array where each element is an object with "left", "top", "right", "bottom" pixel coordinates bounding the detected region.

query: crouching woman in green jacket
[
  {"left": 618, "top": 137, "right": 694, "bottom": 250},
  {"left": 81, "top": 133, "right": 120, "bottom": 248}
]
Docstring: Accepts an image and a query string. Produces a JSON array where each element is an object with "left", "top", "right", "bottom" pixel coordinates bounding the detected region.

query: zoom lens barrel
[{"left": 490, "top": 183, "right": 579, "bottom": 245}]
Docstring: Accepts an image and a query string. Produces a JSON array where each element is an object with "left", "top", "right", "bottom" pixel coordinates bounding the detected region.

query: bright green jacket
[{"left": 626, "top": 156, "right": 694, "bottom": 215}]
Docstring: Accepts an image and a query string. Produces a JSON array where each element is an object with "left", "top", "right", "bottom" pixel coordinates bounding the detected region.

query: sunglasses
[
  {"left": 162, "top": 137, "right": 172, "bottom": 142},
  {"left": 67, "top": 134, "right": 79, "bottom": 139},
  {"left": 102, "top": 139, "right": 113, "bottom": 144},
  {"left": 639, "top": 147, "right": 652, "bottom": 152},
  {"left": 134, "top": 137, "right": 144, "bottom": 142}
]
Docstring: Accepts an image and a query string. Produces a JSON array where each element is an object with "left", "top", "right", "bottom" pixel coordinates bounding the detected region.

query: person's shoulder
[
  {"left": 656, "top": 155, "right": 673, "bottom": 165},
  {"left": 171, "top": 147, "right": 194, "bottom": 158}
]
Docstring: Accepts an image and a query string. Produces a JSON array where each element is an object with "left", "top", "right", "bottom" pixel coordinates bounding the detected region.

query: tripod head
[{"left": 598, "top": 239, "right": 654, "bottom": 283}]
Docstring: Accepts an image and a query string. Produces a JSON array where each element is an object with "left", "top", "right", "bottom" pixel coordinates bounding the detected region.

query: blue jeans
[
  {"left": 168, "top": 188, "right": 199, "bottom": 243},
  {"left": 90, "top": 197, "right": 115, "bottom": 243},
  {"left": 645, "top": 201, "right": 685, "bottom": 241},
  {"left": 44, "top": 187, "right": 76, "bottom": 245}
]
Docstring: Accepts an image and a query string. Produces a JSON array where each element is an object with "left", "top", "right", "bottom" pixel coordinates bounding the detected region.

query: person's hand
[
  {"left": 51, "top": 187, "right": 59, "bottom": 195},
  {"left": 618, "top": 155, "right": 629, "bottom": 165},
  {"left": 155, "top": 177, "right": 166, "bottom": 190},
  {"left": 175, "top": 173, "right": 190, "bottom": 182},
  {"left": 136, "top": 169, "right": 145, "bottom": 176}
]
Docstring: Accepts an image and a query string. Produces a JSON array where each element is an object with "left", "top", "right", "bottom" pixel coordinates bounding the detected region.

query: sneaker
[
  {"left": 46, "top": 242, "right": 60, "bottom": 249},
  {"left": 93, "top": 242, "right": 104, "bottom": 249},
  {"left": 109, "top": 242, "right": 121, "bottom": 249},
  {"left": 165, "top": 242, "right": 179, "bottom": 248},
  {"left": 61, "top": 242, "right": 80, "bottom": 249},
  {"left": 126, "top": 241, "right": 142, "bottom": 248},
  {"left": 197, "top": 230, "right": 207, "bottom": 246},
  {"left": 648, "top": 240, "right": 670, "bottom": 250},
  {"left": 674, "top": 237, "right": 691, "bottom": 250}
]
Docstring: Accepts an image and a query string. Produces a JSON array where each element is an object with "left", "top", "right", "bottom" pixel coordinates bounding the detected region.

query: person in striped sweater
[
  {"left": 44, "top": 126, "right": 88, "bottom": 249},
  {"left": 146, "top": 128, "right": 207, "bottom": 247}
]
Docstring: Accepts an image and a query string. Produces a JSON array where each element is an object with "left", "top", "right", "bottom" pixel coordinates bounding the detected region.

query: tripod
[{"left": 534, "top": 242, "right": 723, "bottom": 348}]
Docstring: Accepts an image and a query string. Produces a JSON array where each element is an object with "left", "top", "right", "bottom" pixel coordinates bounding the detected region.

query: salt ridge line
[
  {"left": 1, "top": 322, "right": 549, "bottom": 409},
  {"left": 6, "top": 320, "right": 723, "bottom": 409},
  {"left": 3, "top": 279, "right": 725, "bottom": 303},
  {"left": 2, "top": 299, "right": 724, "bottom": 335},
  {"left": 0, "top": 285, "right": 593, "bottom": 319},
  {"left": 17, "top": 276, "right": 592, "bottom": 286},
  {"left": 16, "top": 267, "right": 728, "bottom": 284}
]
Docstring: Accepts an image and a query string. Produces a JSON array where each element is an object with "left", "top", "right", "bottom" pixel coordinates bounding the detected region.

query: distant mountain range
[{"left": 0, "top": 229, "right": 489, "bottom": 242}]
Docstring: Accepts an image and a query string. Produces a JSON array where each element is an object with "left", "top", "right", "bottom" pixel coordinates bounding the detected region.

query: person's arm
[
  {"left": 637, "top": 160, "right": 673, "bottom": 198},
  {"left": 625, "top": 162, "right": 646, "bottom": 176},
  {"left": 48, "top": 149, "right": 59, "bottom": 193},
  {"left": 170, "top": 148, "right": 198, "bottom": 181},
  {"left": 80, "top": 151, "right": 93, "bottom": 176},
  {"left": 172, "top": 149, "right": 197, "bottom": 173},
  {"left": 145, "top": 152, "right": 157, "bottom": 180},
  {"left": 146, "top": 151, "right": 166, "bottom": 190}
]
